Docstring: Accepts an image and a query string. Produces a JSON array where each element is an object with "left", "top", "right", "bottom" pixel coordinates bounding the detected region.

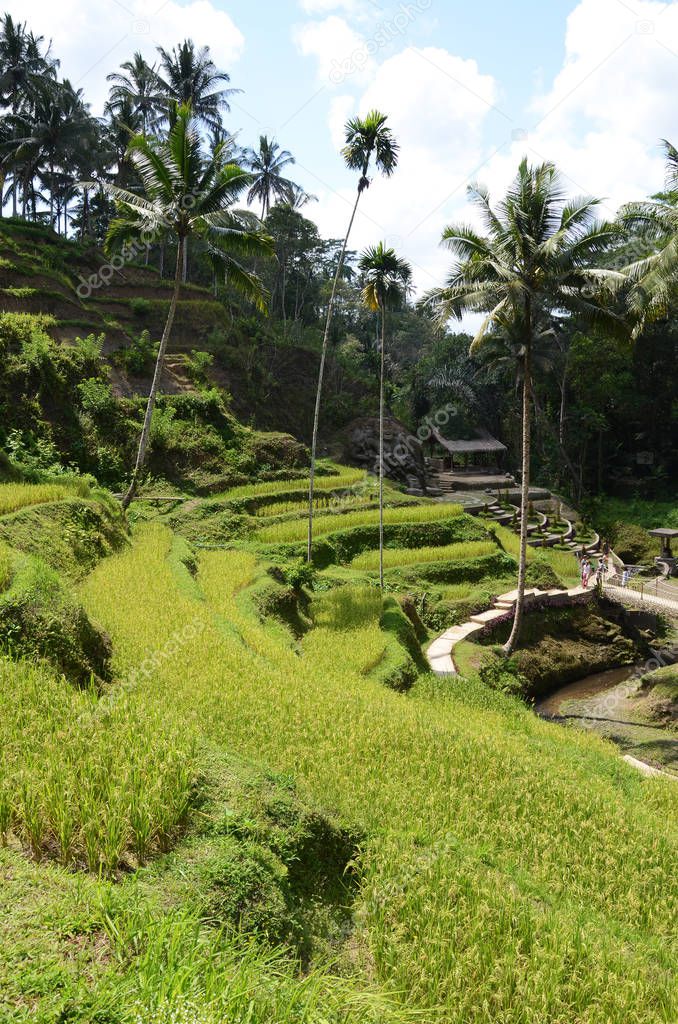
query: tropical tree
[
  {"left": 244, "top": 135, "right": 297, "bottom": 217},
  {"left": 359, "top": 242, "right": 412, "bottom": 588},
  {"left": 7, "top": 78, "right": 96, "bottom": 227},
  {"left": 106, "top": 52, "right": 162, "bottom": 134},
  {"left": 91, "top": 103, "right": 273, "bottom": 507},
  {"left": 431, "top": 158, "right": 624, "bottom": 654},
  {"left": 0, "top": 14, "right": 58, "bottom": 215},
  {"left": 155, "top": 40, "right": 238, "bottom": 132},
  {"left": 306, "top": 109, "right": 398, "bottom": 561},
  {"left": 620, "top": 139, "right": 678, "bottom": 327}
]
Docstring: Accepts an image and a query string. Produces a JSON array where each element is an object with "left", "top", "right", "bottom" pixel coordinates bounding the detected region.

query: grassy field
[
  {"left": 0, "top": 484, "right": 676, "bottom": 1023},
  {"left": 72, "top": 524, "right": 678, "bottom": 1022},
  {"left": 217, "top": 467, "right": 367, "bottom": 501},
  {"left": 352, "top": 539, "right": 496, "bottom": 571},
  {"left": 0, "top": 480, "right": 91, "bottom": 515},
  {"left": 255, "top": 502, "right": 463, "bottom": 543},
  {"left": 492, "top": 524, "right": 581, "bottom": 584}
]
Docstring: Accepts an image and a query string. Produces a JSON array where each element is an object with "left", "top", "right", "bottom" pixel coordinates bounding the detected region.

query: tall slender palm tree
[
  {"left": 106, "top": 52, "right": 162, "bottom": 135},
  {"left": 244, "top": 135, "right": 297, "bottom": 218},
  {"left": 431, "top": 159, "right": 624, "bottom": 654},
  {"left": 90, "top": 103, "right": 273, "bottom": 508},
  {"left": 306, "top": 109, "right": 398, "bottom": 562},
  {"left": 359, "top": 243, "right": 412, "bottom": 589},
  {"left": 155, "top": 40, "right": 238, "bottom": 132},
  {"left": 620, "top": 139, "right": 678, "bottom": 327}
]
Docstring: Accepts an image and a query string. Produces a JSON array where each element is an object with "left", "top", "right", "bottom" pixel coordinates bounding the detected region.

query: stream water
[{"left": 535, "top": 665, "right": 678, "bottom": 775}]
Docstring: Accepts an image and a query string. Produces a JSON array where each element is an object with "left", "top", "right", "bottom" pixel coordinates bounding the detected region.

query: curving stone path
[{"left": 426, "top": 585, "right": 592, "bottom": 676}]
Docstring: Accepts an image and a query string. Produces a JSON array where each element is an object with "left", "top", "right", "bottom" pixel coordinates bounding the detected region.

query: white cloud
[
  {"left": 7, "top": 0, "right": 245, "bottom": 114},
  {"left": 293, "top": 14, "right": 375, "bottom": 86},
  {"left": 309, "top": 46, "right": 499, "bottom": 291},
  {"left": 481, "top": 0, "right": 678, "bottom": 216},
  {"left": 299, "top": 0, "right": 358, "bottom": 12}
]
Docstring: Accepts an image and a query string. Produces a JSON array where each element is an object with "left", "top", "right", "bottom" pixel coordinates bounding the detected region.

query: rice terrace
[{"left": 0, "top": 1, "right": 676, "bottom": 1022}]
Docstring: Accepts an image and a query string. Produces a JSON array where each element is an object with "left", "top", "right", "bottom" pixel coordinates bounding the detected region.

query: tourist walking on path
[{"left": 581, "top": 556, "right": 591, "bottom": 589}]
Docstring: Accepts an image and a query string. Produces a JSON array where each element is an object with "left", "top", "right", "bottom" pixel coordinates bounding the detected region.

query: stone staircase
[{"left": 426, "top": 585, "right": 595, "bottom": 677}]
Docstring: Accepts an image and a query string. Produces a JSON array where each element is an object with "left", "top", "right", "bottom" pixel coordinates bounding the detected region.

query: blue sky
[{"left": 13, "top": 0, "right": 678, "bottom": 289}]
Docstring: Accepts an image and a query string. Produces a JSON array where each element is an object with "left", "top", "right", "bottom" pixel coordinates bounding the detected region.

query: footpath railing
[{"left": 604, "top": 574, "right": 678, "bottom": 615}]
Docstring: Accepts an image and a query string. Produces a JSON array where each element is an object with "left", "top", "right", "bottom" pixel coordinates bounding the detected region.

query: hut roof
[{"left": 431, "top": 427, "right": 507, "bottom": 454}]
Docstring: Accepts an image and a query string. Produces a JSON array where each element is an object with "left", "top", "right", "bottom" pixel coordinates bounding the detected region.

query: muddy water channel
[{"left": 535, "top": 665, "right": 678, "bottom": 776}]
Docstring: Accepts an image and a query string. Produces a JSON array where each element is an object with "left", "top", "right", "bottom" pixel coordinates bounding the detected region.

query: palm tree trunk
[
  {"left": 182, "top": 238, "right": 188, "bottom": 283},
  {"left": 49, "top": 159, "right": 54, "bottom": 228},
  {"left": 504, "top": 333, "right": 532, "bottom": 656},
  {"left": 306, "top": 188, "right": 362, "bottom": 562},
  {"left": 122, "top": 237, "right": 184, "bottom": 510},
  {"left": 379, "top": 301, "right": 386, "bottom": 590}
]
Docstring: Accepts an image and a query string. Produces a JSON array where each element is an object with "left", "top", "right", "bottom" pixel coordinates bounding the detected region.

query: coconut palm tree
[
  {"left": 619, "top": 139, "right": 678, "bottom": 328},
  {"left": 431, "top": 158, "right": 624, "bottom": 654},
  {"left": 359, "top": 243, "right": 412, "bottom": 589},
  {"left": 7, "top": 78, "right": 95, "bottom": 227},
  {"left": 106, "top": 52, "right": 163, "bottom": 135},
  {"left": 155, "top": 40, "right": 238, "bottom": 132},
  {"left": 90, "top": 103, "right": 273, "bottom": 508},
  {"left": 244, "top": 135, "right": 297, "bottom": 218},
  {"left": 306, "top": 109, "right": 398, "bottom": 562},
  {"left": 0, "top": 14, "right": 58, "bottom": 215}
]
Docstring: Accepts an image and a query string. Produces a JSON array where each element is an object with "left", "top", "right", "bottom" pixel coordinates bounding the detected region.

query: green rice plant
[
  {"left": 489, "top": 523, "right": 537, "bottom": 562},
  {"left": 256, "top": 502, "right": 464, "bottom": 544},
  {"left": 18, "top": 776, "right": 45, "bottom": 861},
  {"left": 0, "top": 781, "right": 11, "bottom": 845},
  {"left": 0, "top": 480, "right": 91, "bottom": 516},
  {"left": 220, "top": 467, "right": 366, "bottom": 501},
  {"left": 5, "top": 520, "right": 672, "bottom": 1021},
  {"left": 254, "top": 491, "right": 375, "bottom": 518},
  {"left": 351, "top": 540, "right": 496, "bottom": 571},
  {"left": 537, "top": 548, "right": 581, "bottom": 583},
  {"left": 311, "top": 585, "right": 383, "bottom": 629},
  {"left": 0, "top": 541, "right": 13, "bottom": 591},
  {"left": 441, "top": 583, "right": 475, "bottom": 602}
]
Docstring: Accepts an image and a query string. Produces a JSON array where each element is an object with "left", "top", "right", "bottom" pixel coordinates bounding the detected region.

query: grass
[
  {"left": 58, "top": 523, "right": 677, "bottom": 1023},
  {"left": 352, "top": 540, "right": 497, "bottom": 571},
  {"left": 0, "top": 480, "right": 91, "bottom": 516},
  {"left": 254, "top": 491, "right": 376, "bottom": 517},
  {"left": 256, "top": 502, "right": 464, "bottom": 544},
  {"left": 491, "top": 523, "right": 581, "bottom": 584},
  {"left": 1, "top": 489, "right": 677, "bottom": 1023},
  {"left": 218, "top": 467, "right": 367, "bottom": 501}
]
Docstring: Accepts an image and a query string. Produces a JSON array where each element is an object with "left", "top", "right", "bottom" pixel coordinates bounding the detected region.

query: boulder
[{"left": 341, "top": 415, "right": 427, "bottom": 490}]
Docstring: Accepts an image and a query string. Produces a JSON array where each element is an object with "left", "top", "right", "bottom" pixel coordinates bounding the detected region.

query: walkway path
[
  {"left": 426, "top": 585, "right": 592, "bottom": 676},
  {"left": 604, "top": 582, "right": 678, "bottom": 616}
]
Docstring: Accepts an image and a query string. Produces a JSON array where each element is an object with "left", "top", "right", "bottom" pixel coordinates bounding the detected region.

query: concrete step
[{"left": 470, "top": 608, "right": 508, "bottom": 625}]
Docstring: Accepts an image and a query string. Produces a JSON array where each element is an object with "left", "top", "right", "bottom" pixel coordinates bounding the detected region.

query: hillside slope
[{"left": 0, "top": 477, "right": 674, "bottom": 1023}]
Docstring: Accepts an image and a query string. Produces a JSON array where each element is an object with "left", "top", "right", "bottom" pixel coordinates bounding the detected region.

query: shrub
[
  {"left": 279, "top": 558, "right": 316, "bottom": 591},
  {"left": 117, "top": 329, "right": 157, "bottom": 374},
  {"left": 610, "top": 521, "right": 656, "bottom": 565},
  {"left": 73, "top": 332, "right": 104, "bottom": 362},
  {"left": 77, "top": 377, "right": 116, "bottom": 419},
  {"left": 185, "top": 349, "right": 214, "bottom": 384},
  {"left": 130, "top": 296, "right": 152, "bottom": 317},
  {"left": 477, "top": 651, "right": 528, "bottom": 695}
]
